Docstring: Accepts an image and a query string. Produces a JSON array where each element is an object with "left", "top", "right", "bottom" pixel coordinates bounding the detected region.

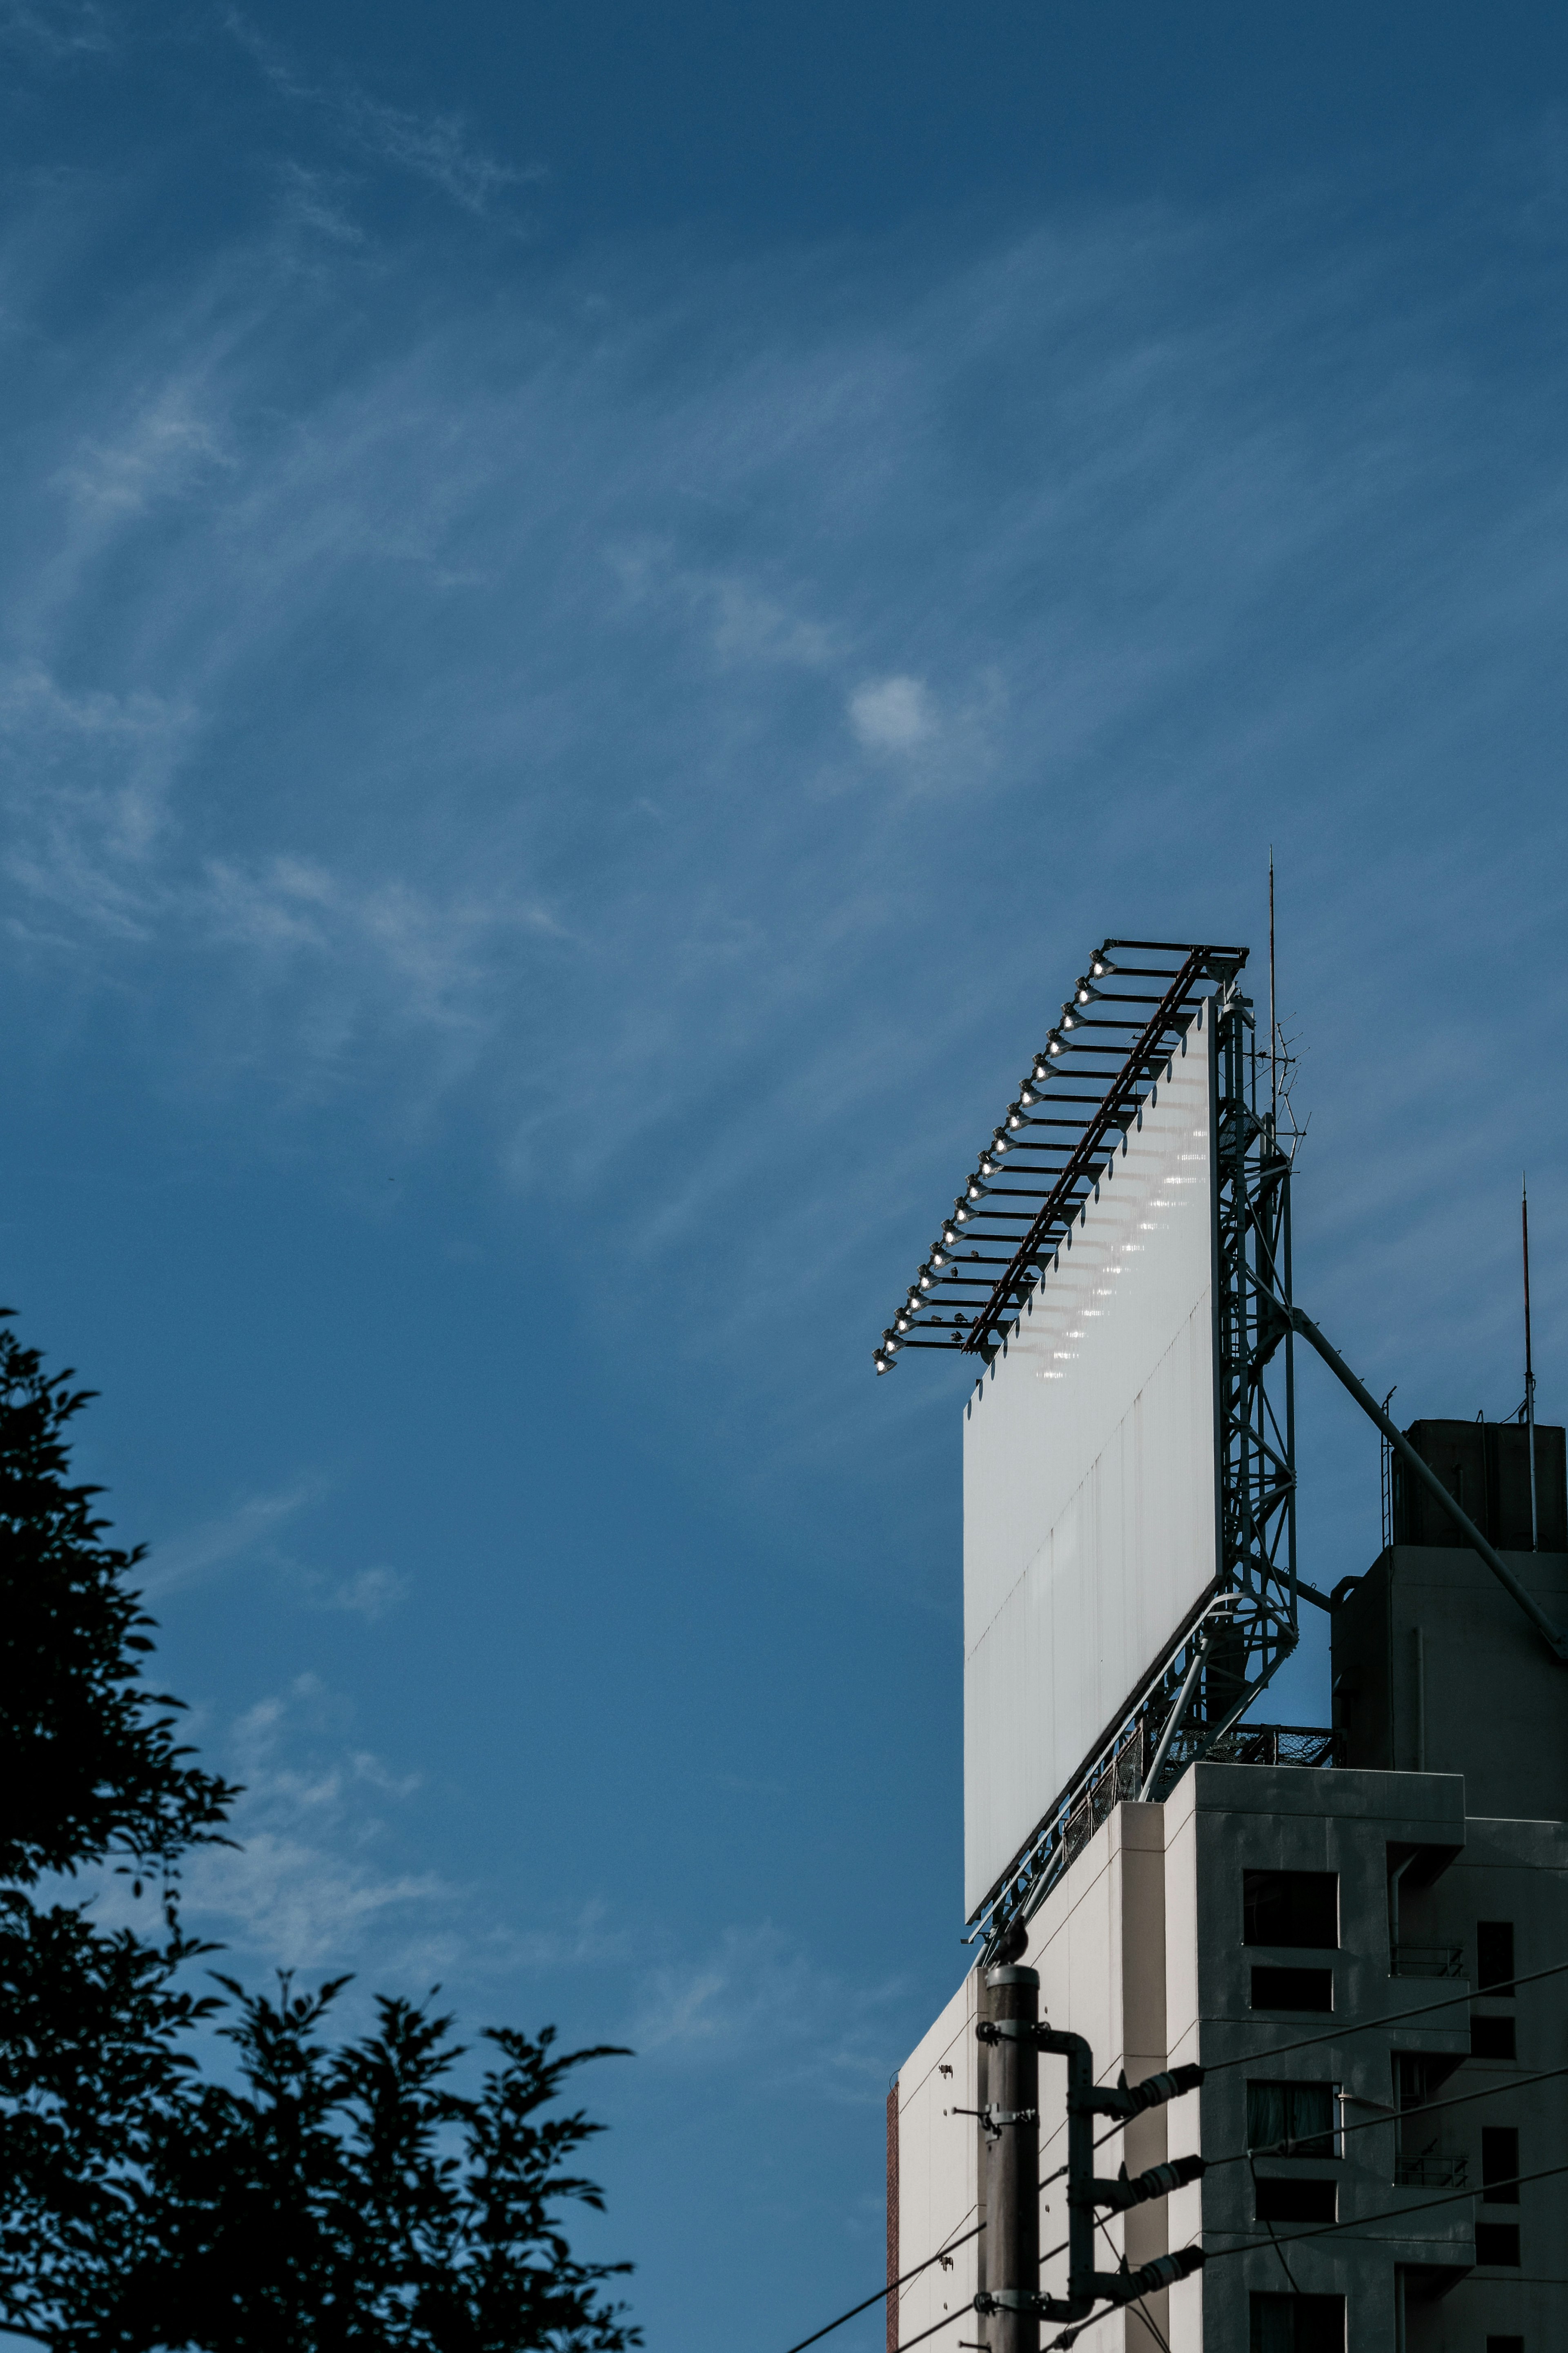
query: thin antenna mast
[
  {"left": 1268, "top": 849, "right": 1277, "bottom": 1127},
  {"left": 1524, "top": 1173, "right": 1538, "bottom": 1552}
]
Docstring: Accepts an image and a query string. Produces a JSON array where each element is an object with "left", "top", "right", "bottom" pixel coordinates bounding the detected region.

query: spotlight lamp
[
  {"left": 978, "top": 1153, "right": 997, "bottom": 1176},
  {"left": 1045, "top": 1032, "right": 1065, "bottom": 1057},
  {"left": 1060, "top": 1007, "right": 1080, "bottom": 1030},
  {"left": 942, "top": 1223, "right": 960, "bottom": 1245},
  {"left": 1074, "top": 977, "right": 1104, "bottom": 1005},
  {"left": 1005, "top": 1106, "right": 1026, "bottom": 1131},
  {"left": 967, "top": 1178, "right": 987, "bottom": 1201},
  {"left": 917, "top": 1266, "right": 936, "bottom": 1289},
  {"left": 1018, "top": 1083, "right": 1038, "bottom": 1106},
  {"left": 1089, "top": 952, "right": 1114, "bottom": 976},
  {"left": 874, "top": 1352, "right": 892, "bottom": 1373},
  {"left": 894, "top": 1312, "right": 912, "bottom": 1334},
  {"left": 931, "top": 1246, "right": 950, "bottom": 1267}
]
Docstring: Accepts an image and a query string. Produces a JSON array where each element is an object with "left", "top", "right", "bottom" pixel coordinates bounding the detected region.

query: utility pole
[
  {"left": 981, "top": 1965, "right": 1040, "bottom": 2353},
  {"left": 975, "top": 2000, "right": 1206, "bottom": 2338}
]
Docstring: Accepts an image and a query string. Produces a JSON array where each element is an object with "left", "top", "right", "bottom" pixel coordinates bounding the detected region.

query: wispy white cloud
[
  {"left": 180, "top": 1674, "right": 448, "bottom": 1973},
  {"left": 2, "top": 163, "right": 1567, "bottom": 1446},
  {"left": 139, "top": 1476, "right": 327, "bottom": 1598},
  {"left": 318, "top": 1565, "right": 410, "bottom": 1620},
  {"left": 632, "top": 1923, "right": 905, "bottom": 2100},
  {"left": 848, "top": 674, "right": 937, "bottom": 753},
  {"left": 223, "top": 9, "right": 535, "bottom": 219},
  {"left": 0, "top": 0, "right": 114, "bottom": 62}
]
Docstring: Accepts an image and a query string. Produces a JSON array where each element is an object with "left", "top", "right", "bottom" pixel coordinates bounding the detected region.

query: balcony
[
  {"left": 1396, "top": 2152, "right": 1468, "bottom": 2189},
  {"left": 1392, "top": 1943, "right": 1465, "bottom": 1978}
]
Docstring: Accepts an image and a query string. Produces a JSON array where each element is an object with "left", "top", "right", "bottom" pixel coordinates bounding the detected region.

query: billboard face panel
[{"left": 962, "top": 1005, "right": 1217, "bottom": 1917}]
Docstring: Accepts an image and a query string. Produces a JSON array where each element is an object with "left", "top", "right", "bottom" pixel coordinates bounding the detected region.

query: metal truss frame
[
  {"left": 964, "top": 966, "right": 1305, "bottom": 1957},
  {"left": 867, "top": 937, "right": 1310, "bottom": 1958}
]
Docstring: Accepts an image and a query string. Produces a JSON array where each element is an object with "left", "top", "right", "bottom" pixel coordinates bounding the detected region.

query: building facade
[{"left": 889, "top": 1439, "right": 1568, "bottom": 2352}]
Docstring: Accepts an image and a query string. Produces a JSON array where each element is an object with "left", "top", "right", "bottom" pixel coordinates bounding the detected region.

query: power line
[
  {"left": 779, "top": 1975, "right": 1568, "bottom": 2353},
  {"left": 778, "top": 2221, "right": 983, "bottom": 2353},
  {"left": 893, "top": 2309, "right": 969, "bottom": 2352},
  {"left": 1094, "top": 2212, "right": 1172, "bottom": 2353},
  {"left": 1200, "top": 1952, "right": 1568, "bottom": 2075},
  {"left": 1087, "top": 1954, "right": 1568, "bottom": 2159},
  {"left": 1202, "top": 2057, "right": 1568, "bottom": 2175},
  {"left": 1197, "top": 2156, "right": 1568, "bottom": 2265}
]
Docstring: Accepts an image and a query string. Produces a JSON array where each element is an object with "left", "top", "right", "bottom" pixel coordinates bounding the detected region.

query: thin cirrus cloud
[
  {"left": 2, "top": 162, "right": 1566, "bottom": 1401},
  {"left": 848, "top": 674, "right": 938, "bottom": 753},
  {"left": 136, "top": 1475, "right": 327, "bottom": 1598},
  {"left": 221, "top": 8, "right": 539, "bottom": 219}
]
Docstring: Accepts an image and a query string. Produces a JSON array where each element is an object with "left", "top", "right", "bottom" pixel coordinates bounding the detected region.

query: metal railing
[
  {"left": 1392, "top": 1944, "right": 1466, "bottom": 1979},
  {"left": 1395, "top": 2152, "right": 1468, "bottom": 2189}
]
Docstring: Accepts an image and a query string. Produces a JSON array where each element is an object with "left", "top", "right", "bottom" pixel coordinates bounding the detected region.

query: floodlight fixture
[{"left": 873, "top": 935, "right": 1246, "bottom": 1369}]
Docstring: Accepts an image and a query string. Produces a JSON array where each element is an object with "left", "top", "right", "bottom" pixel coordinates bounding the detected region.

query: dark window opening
[
  {"left": 1247, "top": 2081, "right": 1336, "bottom": 2157},
  {"left": 1486, "top": 2338, "right": 1525, "bottom": 2353},
  {"left": 1477, "top": 1920, "right": 1516, "bottom": 1995},
  {"left": 1244, "top": 1869, "right": 1339, "bottom": 1948},
  {"left": 1248, "top": 2291, "right": 1345, "bottom": 2353},
  {"left": 1482, "top": 2126, "right": 1520, "bottom": 2202},
  {"left": 1252, "top": 1967, "right": 1333, "bottom": 2014},
  {"left": 1475, "top": 2222, "right": 1521, "bottom": 2267},
  {"left": 1255, "top": 2176, "right": 1336, "bottom": 2225},
  {"left": 1471, "top": 2014, "right": 1517, "bottom": 2061}
]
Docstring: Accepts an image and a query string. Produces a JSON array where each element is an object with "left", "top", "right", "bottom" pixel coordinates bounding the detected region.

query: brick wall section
[{"left": 885, "top": 2081, "right": 899, "bottom": 2353}]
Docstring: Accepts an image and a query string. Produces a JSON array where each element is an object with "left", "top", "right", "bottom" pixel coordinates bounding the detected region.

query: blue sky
[{"left": 3, "top": 4, "right": 1568, "bottom": 2347}]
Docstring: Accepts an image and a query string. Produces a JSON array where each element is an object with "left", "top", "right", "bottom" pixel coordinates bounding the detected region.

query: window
[
  {"left": 1244, "top": 1870, "right": 1339, "bottom": 1948},
  {"left": 1475, "top": 2222, "right": 1521, "bottom": 2266},
  {"left": 1472, "top": 2015, "right": 1517, "bottom": 2061},
  {"left": 1255, "top": 2177, "right": 1336, "bottom": 2225},
  {"left": 1477, "top": 1920, "right": 1516, "bottom": 1994},
  {"left": 1482, "top": 2126, "right": 1520, "bottom": 2202},
  {"left": 1248, "top": 2292, "right": 1345, "bottom": 2352},
  {"left": 1247, "top": 2081, "right": 1337, "bottom": 2157},
  {"left": 1486, "top": 2338, "right": 1525, "bottom": 2353},
  {"left": 1252, "top": 1967, "right": 1333, "bottom": 2013}
]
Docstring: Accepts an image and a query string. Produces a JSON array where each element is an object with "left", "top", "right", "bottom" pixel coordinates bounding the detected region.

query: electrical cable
[
  {"left": 1200, "top": 1952, "right": 1568, "bottom": 2074},
  {"left": 779, "top": 1980, "right": 1568, "bottom": 2353},
  {"left": 1085, "top": 1955, "right": 1568, "bottom": 2157},
  {"left": 1194, "top": 2155, "right": 1568, "bottom": 2265},
  {"left": 892, "top": 2308, "right": 969, "bottom": 2352},
  {"left": 777, "top": 2221, "right": 984, "bottom": 2353},
  {"left": 1094, "top": 2212, "right": 1172, "bottom": 2353},
  {"left": 1247, "top": 2150, "right": 1302, "bottom": 2296},
  {"left": 1201, "top": 2056, "right": 1568, "bottom": 2175}
]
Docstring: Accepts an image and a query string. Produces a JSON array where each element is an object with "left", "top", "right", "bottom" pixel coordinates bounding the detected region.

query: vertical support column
[{"left": 984, "top": 1965, "right": 1040, "bottom": 2353}]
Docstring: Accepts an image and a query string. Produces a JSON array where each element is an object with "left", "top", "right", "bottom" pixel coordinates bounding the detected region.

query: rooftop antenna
[
  {"left": 1523, "top": 1172, "right": 1538, "bottom": 1551},
  {"left": 1268, "top": 848, "right": 1277, "bottom": 1127}
]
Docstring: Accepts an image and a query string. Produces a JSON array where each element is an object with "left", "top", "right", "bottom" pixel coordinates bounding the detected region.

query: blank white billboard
[{"left": 962, "top": 1003, "right": 1218, "bottom": 1917}]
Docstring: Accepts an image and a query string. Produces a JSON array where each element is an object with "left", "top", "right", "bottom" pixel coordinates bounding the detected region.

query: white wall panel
[{"left": 962, "top": 1005, "right": 1217, "bottom": 1917}]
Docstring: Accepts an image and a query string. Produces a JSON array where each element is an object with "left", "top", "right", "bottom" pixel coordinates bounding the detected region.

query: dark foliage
[
  {"left": 22, "top": 1976, "right": 639, "bottom": 2353},
  {"left": 0, "top": 1316, "right": 235, "bottom": 1886},
  {"left": 0, "top": 1315, "right": 639, "bottom": 2351},
  {"left": 0, "top": 1896, "right": 221, "bottom": 2335}
]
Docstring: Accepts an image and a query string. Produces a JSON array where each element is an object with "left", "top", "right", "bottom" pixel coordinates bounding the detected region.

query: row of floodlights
[{"left": 873, "top": 946, "right": 1156, "bottom": 1375}]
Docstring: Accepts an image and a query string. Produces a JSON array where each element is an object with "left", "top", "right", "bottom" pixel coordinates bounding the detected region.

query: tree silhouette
[{"left": 0, "top": 1316, "right": 638, "bottom": 2350}]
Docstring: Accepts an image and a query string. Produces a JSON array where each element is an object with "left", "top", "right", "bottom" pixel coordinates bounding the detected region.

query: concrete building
[{"left": 889, "top": 1427, "right": 1568, "bottom": 2353}]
